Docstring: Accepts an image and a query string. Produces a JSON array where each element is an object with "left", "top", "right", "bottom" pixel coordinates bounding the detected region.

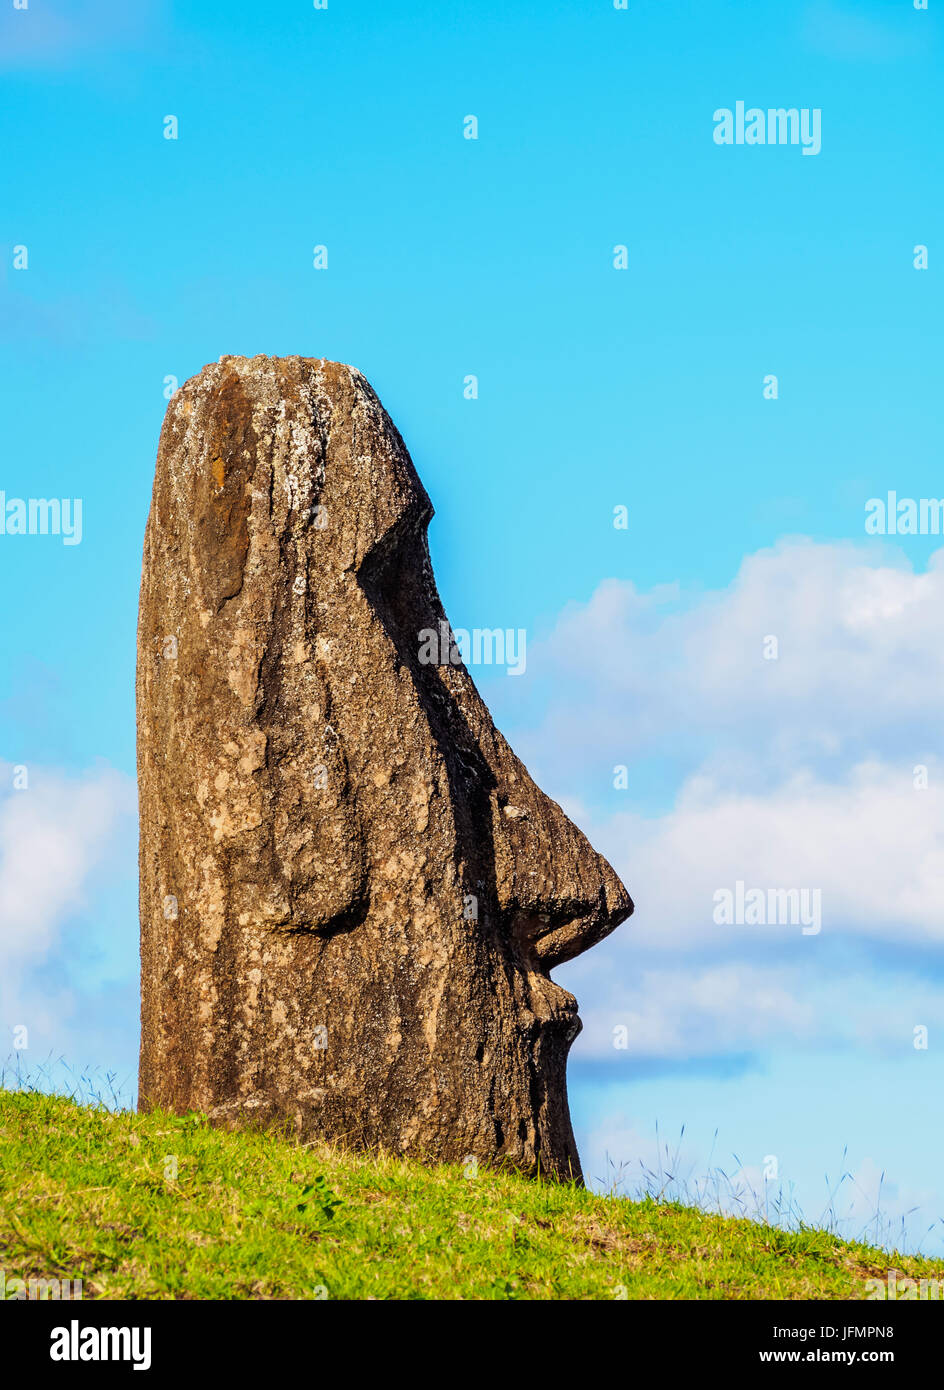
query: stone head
[{"left": 137, "top": 355, "right": 632, "bottom": 1180}]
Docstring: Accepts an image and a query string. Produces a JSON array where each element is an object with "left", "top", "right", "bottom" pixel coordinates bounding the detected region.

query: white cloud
[
  {"left": 589, "top": 759, "right": 944, "bottom": 951},
  {"left": 524, "top": 539, "right": 944, "bottom": 787},
  {"left": 575, "top": 963, "right": 818, "bottom": 1061},
  {"left": 0, "top": 0, "right": 164, "bottom": 68},
  {"left": 801, "top": 1, "right": 923, "bottom": 62},
  {"left": 557, "top": 757, "right": 944, "bottom": 1062},
  {"left": 0, "top": 764, "right": 135, "bottom": 1051},
  {"left": 522, "top": 540, "right": 944, "bottom": 1066},
  {"left": 0, "top": 764, "right": 133, "bottom": 955}
]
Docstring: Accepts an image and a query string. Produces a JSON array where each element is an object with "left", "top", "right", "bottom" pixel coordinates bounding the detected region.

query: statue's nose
[{"left": 486, "top": 739, "right": 633, "bottom": 970}]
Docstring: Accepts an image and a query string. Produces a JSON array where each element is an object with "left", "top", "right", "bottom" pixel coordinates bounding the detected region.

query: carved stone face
[{"left": 138, "top": 356, "right": 632, "bottom": 1180}]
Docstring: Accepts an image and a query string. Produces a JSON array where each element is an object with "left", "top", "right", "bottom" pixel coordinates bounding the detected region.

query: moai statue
[{"left": 137, "top": 356, "right": 632, "bottom": 1181}]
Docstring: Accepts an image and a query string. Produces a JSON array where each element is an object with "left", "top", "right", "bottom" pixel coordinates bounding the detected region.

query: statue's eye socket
[{"left": 359, "top": 508, "right": 431, "bottom": 637}]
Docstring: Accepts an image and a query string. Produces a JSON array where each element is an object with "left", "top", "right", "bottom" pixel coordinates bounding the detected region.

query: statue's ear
[
  {"left": 264, "top": 718, "right": 369, "bottom": 937},
  {"left": 138, "top": 624, "right": 369, "bottom": 943}
]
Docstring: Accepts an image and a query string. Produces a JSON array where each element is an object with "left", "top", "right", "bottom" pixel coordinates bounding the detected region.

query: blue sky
[{"left": 2, "top": 0, "right": 943, "bottom": 1253}]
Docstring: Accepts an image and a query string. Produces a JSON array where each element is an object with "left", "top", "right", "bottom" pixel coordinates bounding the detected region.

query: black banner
[{"left": 5, "top": 1298, "right": 937, "bottom": 1376}]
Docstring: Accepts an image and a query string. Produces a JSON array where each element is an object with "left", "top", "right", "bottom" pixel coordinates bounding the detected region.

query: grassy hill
[{"left": 0, "top": 1088, "right": 940, "bottom": 1300}]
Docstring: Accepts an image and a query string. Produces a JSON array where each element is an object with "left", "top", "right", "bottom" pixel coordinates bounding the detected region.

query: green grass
[{"left": 1, "top": 1089, "right": 941, "bottom": 1300}]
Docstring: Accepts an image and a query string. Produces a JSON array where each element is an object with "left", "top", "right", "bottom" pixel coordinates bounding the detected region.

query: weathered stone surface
[{"left": 137, "top": 356, "right": 632, "bottom": 1181}]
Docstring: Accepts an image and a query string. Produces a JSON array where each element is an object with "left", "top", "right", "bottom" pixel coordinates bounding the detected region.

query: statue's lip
[
  {"left": 541, "top": 1000, "right": 582, "bottom": 1042},
  {"left": 523, "top": 969, "right": 580, "bottom": 1031},
  {"left": 542, "top": 1000, "right": 579, "bottom": 1026}
]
